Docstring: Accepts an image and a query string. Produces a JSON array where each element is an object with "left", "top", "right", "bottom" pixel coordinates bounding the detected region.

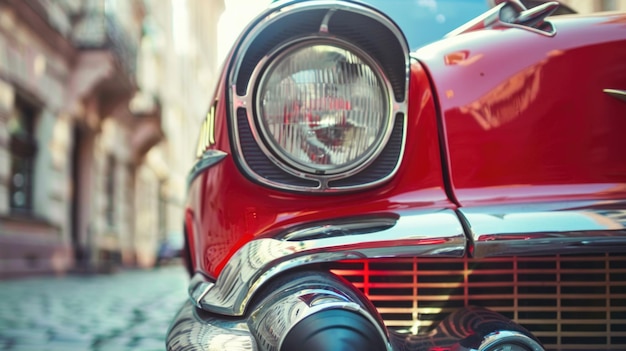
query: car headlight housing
[
  {"left": 255, "top": 40, "right": 393, "bottom": 175},
  {"left": 228, "top": 1, "right": 409, "bottom": 192}
]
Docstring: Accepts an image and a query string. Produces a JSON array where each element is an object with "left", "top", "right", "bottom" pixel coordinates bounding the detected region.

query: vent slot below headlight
[{"left": 237, "top": 107, "right": 320, "bottom": 188}]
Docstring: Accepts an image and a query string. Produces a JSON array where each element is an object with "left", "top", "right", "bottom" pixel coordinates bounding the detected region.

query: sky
[{"left": 217, "top": 0, "right": 273, "bottom": 65}]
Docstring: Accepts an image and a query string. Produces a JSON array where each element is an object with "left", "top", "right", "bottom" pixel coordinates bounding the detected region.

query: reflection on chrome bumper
[
  {"left": 190, "top": 209, "right": 466, "bottom": 316},
  {"left": 167, "top": 301, "right": 255, "bottom": 351},
  {"left": 170, "top": 271, "right": 391, "bottom": 351},
  {"left": 166, "top": 301, "right": 544, "bottom": 351},
  {"left": 463, "top": 200, "right": 626, "bottom": 258},
  {"left": 389, "top": 306, "right": 544, "bottom": 351}
]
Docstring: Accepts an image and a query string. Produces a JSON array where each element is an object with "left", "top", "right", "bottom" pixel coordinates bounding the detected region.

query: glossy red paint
[
  {"left": 186, "top": 62, "right": 454, "bottom": 278},
  {"left": 416, "top": 13, "right": 626, "bottom": 206}
]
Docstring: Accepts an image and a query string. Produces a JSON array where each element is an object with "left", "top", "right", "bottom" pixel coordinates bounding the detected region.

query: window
[
  {"left": 158, "top": 180, "right": 167, "bottom": 239},
  {"left": 105, "top": 154, "right": 116, "bottom": 226},
  {"left": 8, "top": 98, "right": 38, "bottom": 213},
  {"left": 601, "top": 0, "right": 617, "bottom": 11}
]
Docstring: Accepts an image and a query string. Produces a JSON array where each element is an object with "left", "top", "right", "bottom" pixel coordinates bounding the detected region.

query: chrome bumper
[
  {"left": 166, "top": 300, "right": 544, "bottom": 351},
  {"left": 189, "top": 209, "right": 466, "bottom": 316},
  {"left": 168, "top": 271, "right": 392, "bottom": 351},
  {"left": 189, "top": 201, "right": 626, "bottom": 319},
  {"left": 171, "top": 200, "right": 626, "bottom": 351}
]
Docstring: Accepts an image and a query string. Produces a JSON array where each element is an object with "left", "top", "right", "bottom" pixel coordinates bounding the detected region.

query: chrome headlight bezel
[
  {"left": 227, "top": 0, "right": 410, "bottom": 192},
  {"left": 252, "top": 37, "right": 396, "bottom": 177}
]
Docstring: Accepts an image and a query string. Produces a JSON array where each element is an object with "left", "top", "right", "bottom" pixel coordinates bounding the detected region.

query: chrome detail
[
  {"left": 319, "top": 8, "right": 336, "bottom": 33},
  {"left": 230, "top": 0, "right": 409, "bottom": 98},
  {"left": 188, "top": 272, "right": 214, "bottom": 307},
  {"left": 192, "top": 209, "right": 466, "bottom": 316},
  {"left": 388, "top": 307, "right": 543, "bottom": 351},
  {"left": 169, "top": 278, "right": 548, "bottom": 351},
  {"left": 248, "top": 272, "right": 391, "bottom": 351},
  {"left": 476, "top": 330, "right": 544, "bottom": 351},
  {"left": 446, "top": 1, "right": 558, "bottom": 38},
  {"left": 167, "top": 301, "right": 256, "bottom": 351},
  {"left": 187, "top": 149, "right": 228, "bottom": 186},
  {"left": 228, "top": 0, "right": 409, "bottom": 192},
  {"left": 330, "top": 253, "right": 626, "bottom": 350},
  {"left": 461, "top": 201, "right": 626, "bottom": 258},
  {"left": 511, "top": 1, "right": 559, "bottom": 27},
  {"left": 279, "top": 217, "right": 396, "bottom": 241},
  {"left": 169, "top": 272, "right": 391, "bottom": 351},
  {"left": 604, "top": 88, "right": 626, "bottom": 103}
]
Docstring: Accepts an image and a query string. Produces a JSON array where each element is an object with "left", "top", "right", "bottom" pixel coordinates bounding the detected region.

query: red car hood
[{"left": 415, "top": 12, "right": 626, "bottom": 207}]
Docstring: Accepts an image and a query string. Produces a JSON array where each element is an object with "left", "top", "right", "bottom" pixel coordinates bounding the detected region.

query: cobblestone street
[{"left": 0, "top": 265, "right": 189, "bottom": 351}]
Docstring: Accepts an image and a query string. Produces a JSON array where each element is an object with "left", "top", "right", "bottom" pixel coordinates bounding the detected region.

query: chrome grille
[{"left": 328, "top": 253, "right": 626, "bottom": 350}]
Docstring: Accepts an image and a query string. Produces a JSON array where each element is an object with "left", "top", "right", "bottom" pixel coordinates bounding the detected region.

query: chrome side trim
[
  {"left": 604, "top": 88, "right": 626, "bottom": 103},
  {"left": 192, "top": 209, "right": 466, "bottom": 316},
  {"left": 187, "top": 150, "right": 228, "bottom": 186},
  {"left": 462, "top": 201, "right": 626, "bottom": 258}
]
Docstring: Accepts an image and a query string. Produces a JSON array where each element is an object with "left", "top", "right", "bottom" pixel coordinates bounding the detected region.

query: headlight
[{"left": 256, "top": 41, "right": 392, "bottom": 175}]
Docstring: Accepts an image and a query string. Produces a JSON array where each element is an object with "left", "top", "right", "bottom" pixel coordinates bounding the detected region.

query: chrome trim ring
[
  {"left": 227, "top": 0, "right": 410, "bottom": 192},
  {"left": 192, "top": 209, "right": 466, "bottom": 316},
  {"left": 462, "top": 200, "right": 626, "bottom": 258},
  {"left": 252, "top": 37, "right": 395, "bottom": 177}
]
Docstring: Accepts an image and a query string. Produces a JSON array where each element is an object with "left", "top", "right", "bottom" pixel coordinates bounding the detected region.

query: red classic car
[{"left": 167, "top": 0, "right": 626, "bottom": 350}]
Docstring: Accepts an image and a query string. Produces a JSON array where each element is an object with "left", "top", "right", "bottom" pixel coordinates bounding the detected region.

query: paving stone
[{"left": 0, "top": 266, "right": 188, "bottom": 351}]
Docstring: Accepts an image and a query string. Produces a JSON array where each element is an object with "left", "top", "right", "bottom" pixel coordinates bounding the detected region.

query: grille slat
[{"left": 328, "top": 253, "right": 626, "bottom": 350}]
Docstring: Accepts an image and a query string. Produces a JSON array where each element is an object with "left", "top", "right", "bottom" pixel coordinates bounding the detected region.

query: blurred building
[
  {"left": 2, "top": 0, "right": 621, "bottom": 278},
  {"left": 0, "top": 0, "right": 223, "bottom": 278},
  {"left": 132, "top": 0, "right": 224, "bottom": 268},
  {"left": 562, "top": 0, "right": 626, "bottom": 12}
]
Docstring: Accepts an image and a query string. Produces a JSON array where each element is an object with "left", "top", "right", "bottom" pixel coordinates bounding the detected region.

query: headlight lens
[{"left": 257, "top": 42, "right": 390, "bottom": 175}]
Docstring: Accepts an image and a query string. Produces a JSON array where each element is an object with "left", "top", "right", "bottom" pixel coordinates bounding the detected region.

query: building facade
[
  {"left": 0, "top": 0, "right": 223, "bottom": 278},
  {"left": 133, "top": 0, "right": 224, "bottom": 268},
  {"left": 562, "top": 0, "right": 626, "bottom": 12}
]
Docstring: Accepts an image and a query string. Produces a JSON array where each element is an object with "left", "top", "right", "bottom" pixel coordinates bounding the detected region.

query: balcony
[
  {"left": 70, "top": 10, "right": 139, "bottom": 113},
  {"left": 72, "top": 11, "right": 138, "bottom": 80}
]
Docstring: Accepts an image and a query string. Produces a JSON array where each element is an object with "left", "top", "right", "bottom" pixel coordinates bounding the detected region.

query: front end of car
[{"left": 167, "top": 1, "right": 626, "bottom": 350}]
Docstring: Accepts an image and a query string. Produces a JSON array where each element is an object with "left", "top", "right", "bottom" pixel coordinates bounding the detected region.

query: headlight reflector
[{"left": 257, "top": 42, "right": 390, "bottom": 175}]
